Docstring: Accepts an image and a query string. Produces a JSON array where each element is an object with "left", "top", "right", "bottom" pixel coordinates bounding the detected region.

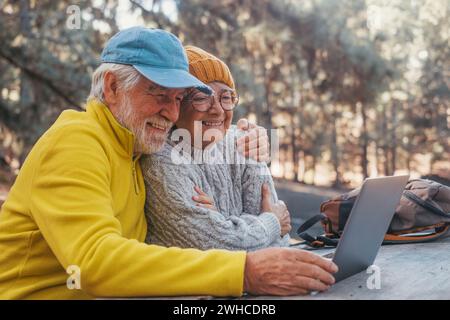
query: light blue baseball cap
[{"left": 100, "top": 27, "right": 212, "bottom": 94}]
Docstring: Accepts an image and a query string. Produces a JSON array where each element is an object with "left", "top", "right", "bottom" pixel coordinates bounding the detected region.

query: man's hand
[
  {"left": 244, "top": 247, "right": 338, "bottom": 296},
  {"left": 236, "top": 118, "right": 270, "bottom": 162},
  {"left": 261, "top": 183, "right": 291, "bottom": 236},
  {"left": 192, "top": 186, "right": 217, "bottom": 211}
]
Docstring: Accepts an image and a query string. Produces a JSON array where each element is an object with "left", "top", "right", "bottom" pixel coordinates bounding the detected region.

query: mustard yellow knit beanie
[{"left": 184, "top": 45, "right": 235, "bottom": 90}]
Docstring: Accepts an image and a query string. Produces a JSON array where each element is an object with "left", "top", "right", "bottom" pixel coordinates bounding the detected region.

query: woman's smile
[{"left": 202, "top": 120, "right": 225, "bottom": 128}]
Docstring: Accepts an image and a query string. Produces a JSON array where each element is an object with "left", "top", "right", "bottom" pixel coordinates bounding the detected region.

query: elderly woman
[{"left": 141, "top": 46, "right": 291, "bottom": 251}]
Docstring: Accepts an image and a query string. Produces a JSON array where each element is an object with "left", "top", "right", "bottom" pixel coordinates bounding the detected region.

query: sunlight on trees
[{"left": 0, "top": 0, "right": 448, "bottom": 188}]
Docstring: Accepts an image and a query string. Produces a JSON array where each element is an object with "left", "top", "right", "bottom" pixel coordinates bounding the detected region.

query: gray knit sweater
[{"left": 141, "top": 125, "right": 290, "bottom": 251}]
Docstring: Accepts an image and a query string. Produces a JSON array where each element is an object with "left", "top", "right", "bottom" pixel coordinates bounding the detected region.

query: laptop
[{"left": 321, "top": 175, "right": 410, "bottom": 282}]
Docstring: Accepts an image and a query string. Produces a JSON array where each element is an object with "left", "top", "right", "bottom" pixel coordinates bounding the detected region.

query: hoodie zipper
[{"left": 132, "top": 157, "right": 140, "bottom": 195}]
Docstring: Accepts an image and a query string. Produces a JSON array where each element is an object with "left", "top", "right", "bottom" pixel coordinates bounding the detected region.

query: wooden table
[
  {"left": 103, "top": 236, "right": 450, "bottom": 300},
  {"left": 248, "top": 236, "right": 450, "bottom": 300}
]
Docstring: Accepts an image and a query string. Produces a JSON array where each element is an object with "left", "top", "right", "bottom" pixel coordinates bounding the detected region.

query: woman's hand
[
  {"left": 192, "top": 186, "right": 218, "bottom": 211},
  {"left": 274, "top": 202, "right": 292, "bottom": 236},
  {"left": 260, "top": 183, "right": 292, "bottom": 236},
  {"left": 236, "top": 119, "right": 270, "bottom": 163}
]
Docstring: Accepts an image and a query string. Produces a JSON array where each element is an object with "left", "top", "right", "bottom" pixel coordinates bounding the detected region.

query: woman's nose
[{"left": 209, "top": 96, "right": 224, "bottom": 115}]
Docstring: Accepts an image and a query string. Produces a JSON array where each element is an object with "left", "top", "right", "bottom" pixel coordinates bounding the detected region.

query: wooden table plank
[{"left": 244, "top": 236, "right": 450, "bottom": 300}]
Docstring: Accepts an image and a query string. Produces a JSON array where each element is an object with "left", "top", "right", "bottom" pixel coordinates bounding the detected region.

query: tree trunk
[
  {"left": 330, "top": 105, "right": 340, "bottom": 187},
  {"left": 311, "top": 155, "right": 317, "bottom": 185},
  {"left": 360, "top": 103, "right": 369, "bottom": 179},
  {"left": 390, "top": 101, "right": 398, "bottom": 175},
  {"left": 290, "top": 112, "right": 300, "bottom": 182},
  {"left": 381, "top": 104, "right": 390, "bottom": 175}
]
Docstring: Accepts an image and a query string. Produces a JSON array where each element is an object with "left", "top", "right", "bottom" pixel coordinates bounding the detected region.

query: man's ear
[{"left": 103, "top": 71, "right": 119, "bottom": 106}]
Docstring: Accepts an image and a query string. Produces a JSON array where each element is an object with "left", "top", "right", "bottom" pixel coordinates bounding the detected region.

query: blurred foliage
[{"left": 0, "top": 0, "right": 448, "bottom": 187}]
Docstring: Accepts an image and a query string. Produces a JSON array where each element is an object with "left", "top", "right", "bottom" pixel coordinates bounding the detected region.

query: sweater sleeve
[
  {"left": 29, "top": 126, "right": 246, "bottom": 298},
  {"left": 142, "top": 156, "right": 281, "bottom": 252},
  {"left": 230, "top": 125, "right": 290, "bottom": 247},
  {"left": 241, "top": 161, "right": 291, "bottom": 247}
]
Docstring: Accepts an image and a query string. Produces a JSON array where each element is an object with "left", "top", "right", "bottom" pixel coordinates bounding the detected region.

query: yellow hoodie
[{"left": 0, "top": 99, "right": 246, "bottom": 299}]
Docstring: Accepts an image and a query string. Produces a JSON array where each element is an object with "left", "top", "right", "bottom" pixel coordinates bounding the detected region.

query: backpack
[{"left": 297, "top": 179, "right": 450, "bottom": 248}]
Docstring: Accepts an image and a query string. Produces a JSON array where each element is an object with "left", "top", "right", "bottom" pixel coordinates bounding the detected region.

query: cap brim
[{"left": 134, "top": 65, "right": 212, "bottom": 94}]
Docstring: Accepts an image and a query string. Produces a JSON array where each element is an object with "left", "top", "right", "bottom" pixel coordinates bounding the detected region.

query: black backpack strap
[
  {"left": 403, "top": 190, "right": 450, "bottom": 218},
  {"left": 297, "top": 232, "right": 317, "bottom": 244},
  {"left": 317, "top": 235, "right": 339, "bottom": 246},
  {"left": 296, "top": 214, "right": 337, "bottom": 248},
  {"left": 297, "top": 213, "right": 328, "bottom": 234}
]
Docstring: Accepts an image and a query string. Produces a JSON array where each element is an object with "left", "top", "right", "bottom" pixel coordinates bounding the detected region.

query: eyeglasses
[{"left": 186, "top": 90, "right": 239, "bottom": 112}]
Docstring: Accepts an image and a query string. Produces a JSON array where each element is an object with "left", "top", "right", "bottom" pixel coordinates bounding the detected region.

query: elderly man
[{"left": 0, "top": 27, "right": 337, "bottom": 299}]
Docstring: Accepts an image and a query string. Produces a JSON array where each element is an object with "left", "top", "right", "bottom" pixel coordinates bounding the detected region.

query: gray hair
[{"left": 88, "top": 63, "right": 142, "bottom": 102}]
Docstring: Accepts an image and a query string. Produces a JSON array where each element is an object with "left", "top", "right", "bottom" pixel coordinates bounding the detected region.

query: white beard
[{"left": 114, "top": 96, "right": 171, "bottom": 155}]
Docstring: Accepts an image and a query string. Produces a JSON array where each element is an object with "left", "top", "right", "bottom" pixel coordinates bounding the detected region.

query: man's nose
[{"left": 160, "top": 100, "right": 180, "bottom": 123}]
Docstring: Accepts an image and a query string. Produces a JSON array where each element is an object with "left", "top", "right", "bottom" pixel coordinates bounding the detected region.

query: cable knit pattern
[{"left": 141, "top": 125, "right": 290, "bottom": 251}]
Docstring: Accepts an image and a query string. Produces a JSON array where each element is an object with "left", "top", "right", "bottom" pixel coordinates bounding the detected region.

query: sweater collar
[{"left": 86, "top": 99, "right": 136, "bottom": 158}]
